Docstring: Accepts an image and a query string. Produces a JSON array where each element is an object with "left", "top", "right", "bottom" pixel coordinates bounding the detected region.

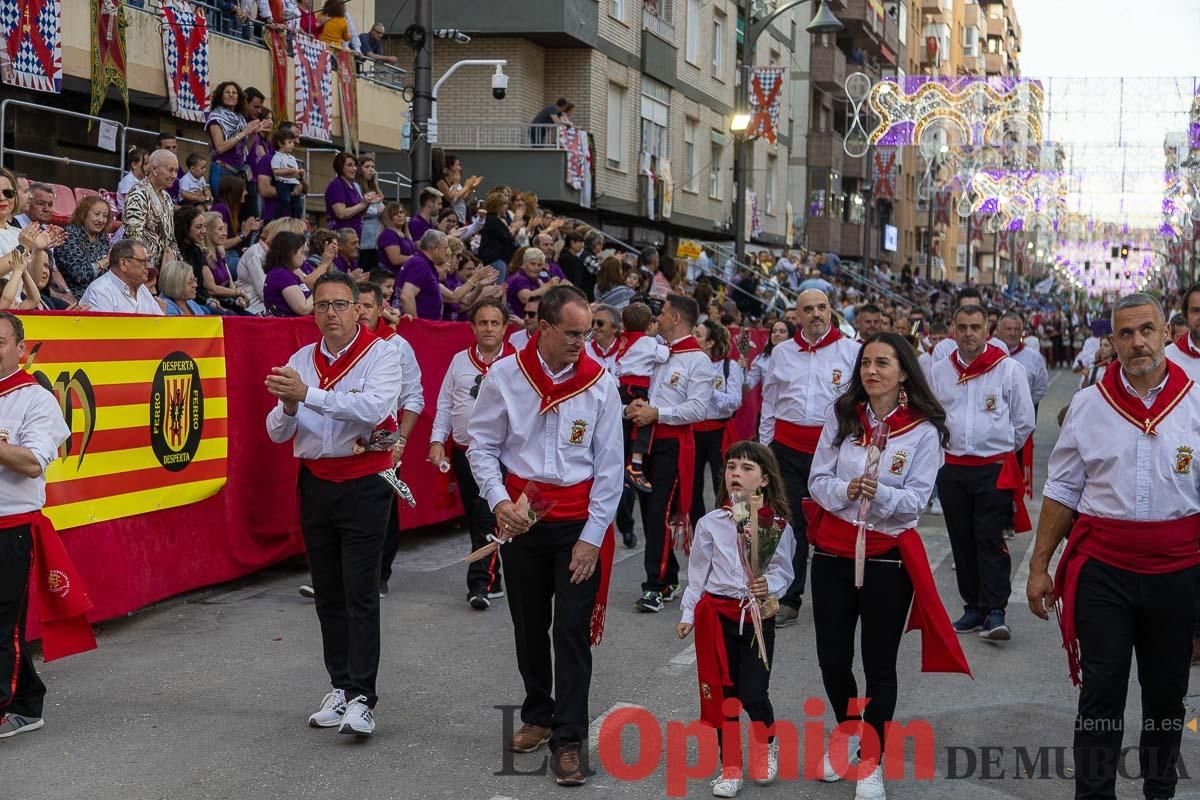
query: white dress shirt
[
  {"left": 386, "top": 333, "right": 424, "bottom": 414},
  {"left": 508, "top": 328, "right": 531, "bottom": 351},
  {"left": 1008, "top": 342, "right": 1050, "bottom": 406},
  {"left": 587, "top": 339, "right": 620, "bottom": 376},
  {"left": 79, "top": 270, "right": 164, "bottom": 315},
  {"left": 679, "top": 508, "right": 796, "bottom": 624},
  {"left": 808, "top": 408, "right": 944, "bottom": 535},
  {"left": 759, "top": 331, "right": 859, "bottom": 444},
  {"left": 1073, "top": 336, "right": 1101, "bottom": 371},
  {"left": 703, "top": 358, "right": 744, "bottom": 421},
  {"left": 235, "top": 240, "right": 269, "bottom": 315},
  {"left": 0, "top": 376, "right": 72, "bottom": 514},
  {"left": 648, "top": 339, "right": 714, "bottom": 426},
  {"left": 1165, "top": 338, "right": 1200, "bottom": 382},
  {"left": 615, "top": 335, "right": 669, "bottom": 380},
  {"left": 745, "top": 350, "right": 770, "bottom": 390},
  {"left": 929, "top": 350, "right": 1036, "bottom": 458},
  {"left": 431, "top": 346, "right": 496, "bottom": 446},
  {"left": 466, "top": 351, "right": 624, "bottom": 547},
  {"left": 265, "top": 331, "right": 405, "bottom": 459},
  {"left": 1043, "top": 370, "right": 1200, "bottom": 522}
]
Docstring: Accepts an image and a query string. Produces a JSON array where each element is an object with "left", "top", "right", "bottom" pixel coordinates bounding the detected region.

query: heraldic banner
[
  {"left": 20, "top": 314, "right": 228, "bottom": 530},
  {"left": 90, "top": 0, "right": 128, "bottom": 122},
  {"left": 159, "top": 0, "right": 208, "bottom": 123},
  {"left": 747, "top": 66, "right": 786, "bottom": 144},
  {"left": 0, "top": 0, "right": 63, "bottom": 93},
  {"left": 333, "top": 48, "right": 357, "bottom": 152},
  {"left": 295, "top": 33, "right": 332, "bottom": 143}
]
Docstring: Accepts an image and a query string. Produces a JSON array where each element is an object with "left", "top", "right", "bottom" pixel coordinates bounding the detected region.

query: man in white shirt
[
  {"left": 626, "top": 294, "right": 713, "bottom": 614},
  {"left": 508, "top": 297, "right": 539, "bottom": 350},
  {"left": 14, "top": 184, "right": 73, "bottom": 304},
  {"left": 79, "top": 239, "right": 164, "bottom": 315},
  {"left": 587, "top": 303, "right": 621, "bottom": 374},
  {"left": 759, "top": 288, "right": 859, "bottom": 626},
  {"left": 266, "top": 272, "right": 404, "bottom": 738},
  {"left": 930, "top": 305, "right": 1035, "bottom": 642},
  {"left": 1027, "top": 293, "right": 1200, "bottom": 800},
  {"left": 467, "top": 285, "right": 622, "bottom": 787},
  {"left": 995, "top": 312, "right": 1049, "bottom": 409},
  {"left": 1164, "top": 281, "right": 1200, "bottom": 381}
]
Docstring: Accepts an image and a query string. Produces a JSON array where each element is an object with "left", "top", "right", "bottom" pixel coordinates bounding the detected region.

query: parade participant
[
  {"left": 466, "top": 285, "right": 622, "bottom": 786},
  {"left": 806, "top": 332, "right": 969, "bottom": 800},
  {"left": 759, "top": 288, "right": 859, "bottom": 627},
  {"left": 744, "top": 320, "right": 794, "bottom": 390},
  {"left": 509, "top": 297, "right": 539, "bottom": 351},
  {"left": 629, "top": 294, "right": 713, "bottom": 613},
  {"left": 930, "top": 305, "right": 1034, "bottom": 641},
  {"left": 995, "top": 311, "right": 1049, "bottom": 504},
  {"left": 854, "top": 304, "right": 884, "bottom": 341},
  {"left": 615, "top": 301, "right": 669, "bottom": 494},
  {"left": 1164, "top": 282, "right": 1200, "bottom": 381},
  {"left": 265, "top": 272, "right": 404, "bottom": 737},
  {"left": 1028, "top": 293, "right": 1200, "bottom": 800},
  {"left": 0, "top": 312, "right": 94, "bottom": 740},
  {"left": 587, "top": 303, "right": 621, "bottom": 375},
  {"left": 690, "top": 319, "right": 744, "bottom": 524},
  {"left": 917, "top": 322, "right": 948, "bottom": 382},
  {"left": 678, "top": 441, "right": 796, "bottom": 798},
  {"left": 356, "top": 282, "right": 425, "bottom": 598},
  {"left": 430, "top": 297, "right": 515, "bottom": 609}
]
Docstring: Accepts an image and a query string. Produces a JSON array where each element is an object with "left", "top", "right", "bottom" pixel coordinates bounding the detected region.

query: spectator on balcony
[
  {"left": 434, "top": 153, "right": 481, "bottom": 223},
  {"left": 124, "top": 149, "right": 181, "bottom": 269},
  {"left": 244, "top": 102, "right": 276, "bottom": 219},
  {"left": 257, "top": 0, "right": 299, "bottom": 29},
  {"left": 174, "top": 206, "right": 218, "bottom": 308},
  {"left": 357, "top": 155, "right": 385, "bottom": 272},
  {"left": 358, "top": 22, "right": 398, "bottom": 66},
  {"left": 332, "top": 228, "right": 362, "bottom": 277},
  {"left": 156, "top": 131, "right": 184, "bottom": 206},
  {"left": 180, "top": 153, "right": 214, "bottom": 209},
  {"left": 294, "top": 0, "right": 319, "bottom": 35},
  {"left": 530, "top": 97, "right": 571, "bottom": 144},
  {"left": 212, "top": 175, "right": 263, "bottom": 269},
  {"left": 269, "top": 125, "right": 306, "bottom": 221},
  {"left": 316, "top": 0, "right": 351, "bottom": 49},
  {"left": 262, "top": 231, "right": 315, "bottom": 316},
  {"left": 117, "top": 147, "right": 147, "bottom": 216},
  {"left": 206, "top": 81, "right": 267, "bottom": 195},
  {"left": 505, "top": 246, "right": 562, "bottom": 319},
  {"left": 200, "top": 212, "right": 251, "bottom": 312},
  {"left": 325, "top": 151, "right": 381, "bottom": 238},
  {"left": 477, "top": 189, "right": 518, "bottom": 280},
  {"left": 407, "top": 187, "right": 441, "bottom": 243},
  {"left": 58, "top": 197, "right": 113, "bottom": 299},
  {"left": 595, "top": 255, "right": 635, "bottom": 310},
  {"left": 235, "top": 216, "right": 306, "bottom": 314},
  {"left": 158, "top": 259, "right": 213, "bottom": 316},
  {"left": 79, "top": 239, "right": 164, "bottom": 315},
  {"left": 377, "top": 202, "right": 415, "bottom": 279},
  {"left": 14, "top": 183, "right": 72, "bottom": 303}
]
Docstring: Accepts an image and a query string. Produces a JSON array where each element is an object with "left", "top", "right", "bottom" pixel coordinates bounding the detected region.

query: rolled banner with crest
[{"left": 90, "top": 0, "right": 128, "bottom": 123}]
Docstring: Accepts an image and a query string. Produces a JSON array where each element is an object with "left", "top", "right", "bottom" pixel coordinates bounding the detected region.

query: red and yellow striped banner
[{"left": 20, "top": 316, "right": 228, "bottom": 530}]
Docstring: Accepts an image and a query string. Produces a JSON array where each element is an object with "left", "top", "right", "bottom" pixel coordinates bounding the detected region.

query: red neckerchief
[
  {"left": 516, "top": 332, "right": 605, "bottom": 415},
  {"left": 467, "top": 342, "right": 515, "bottom": 375},
  {"left": 1009, "top": 341, "right": 1025, "bottom": 356},
  {"left": 951, "top": 343, "right": 1007, "bottom": 384},
  {"left": 590, "top": 337, "right": 620, "bottom": 361},
  {"left": 616, "top": 331, "right": 647, "bottom": 361},
  {"left": 793, "top": 325, "right": 843, "bottom": 353},
  {"left": 1096, "top": 360, "right": 1193, "bottom": 436},
  {"left": 1175, "top": 334, "right": 1200, "bottom": 359},
  {"left": 311, "top": 325, "right": 381, "bottom": 390},
  {"left": 371, "top": 318, "right": 396, "bottom": 341},
  {"left": 0, "top": 368, "right": 39, "bottom": 400},
  {"left": 670, "top": 336, "right": 704, "bottom": 355},
  {"left": 854, "top": 402, "right": 925, "bottom": 446}
]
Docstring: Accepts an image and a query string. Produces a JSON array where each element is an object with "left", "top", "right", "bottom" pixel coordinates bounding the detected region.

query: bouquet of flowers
[
  {"left": 353, "top": 426, "right": 416, "bottom": 508},
  {"left": 731, "top": 491, "right": 788, "bottom": 669},
  {"left": 465, "top": 483, "right": 559, "bottom": 563}
]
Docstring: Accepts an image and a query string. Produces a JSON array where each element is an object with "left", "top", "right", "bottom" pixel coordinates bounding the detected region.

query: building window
[
  {"left": 685, "top": 0, "right": 701, "bottom": 65},
  {"left": 609, "top": 0, "right": 623, "bottom": 22},
  {"left": 964, "top": 26, "right": 979, "bottom": 58},
  {"left": 987, "top": 2, "right": 1003, "bottom": 19},
  {"left": 710, "top": 131, "right": 723, "bottom": 199},
  {"left": 640, "top": 78, "right": 670, "bottom": 159},
  {"left": 987, "top": 36, "right": 1001, "bottom": 54},
  {"left": 712, "top": 13, "right": 726, "bottom": 77},
  {"left": 684, "top": 120, "right": 698, "bottom": 192},
  {"left": 765, "top": 156, "right": 776, "bottom": 215},
  {"left": 607, "top": 83, "right": 627, "bottom": 169},
  {"left": 897, "top": 1, "right": 907, "bottom": 46}
]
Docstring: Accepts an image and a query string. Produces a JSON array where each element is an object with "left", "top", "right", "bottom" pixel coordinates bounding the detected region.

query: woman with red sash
[
  {"left": 690, "top": 319, "right": 744, "bottom": 526},
  {"left": 807, "top": 332, "right": 970, "bottom": 800},
  {"left": 1028, "top": 295, "right": 1200, "bottom": 800},
  {"left": 266, "top": 272, "right": 405, "bottom": 738},
  {"left": 678, "top": 441, "right": 796, "bottom": 798}
]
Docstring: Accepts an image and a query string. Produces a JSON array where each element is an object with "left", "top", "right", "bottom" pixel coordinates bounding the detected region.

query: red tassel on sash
[
  {"left": 944, "top": 451, "right": 1032, "bottom": 533},
  {"left": 693, "top": 593, "right": 747, "bottom": 728},
  {"left": 654, "top": 423, "right": 696, "bottom": 553}
]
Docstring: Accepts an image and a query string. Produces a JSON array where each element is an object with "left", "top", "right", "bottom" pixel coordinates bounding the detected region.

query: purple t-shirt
[
  {"left": 325, "top": 178, "right": 363, "bottom": 235},
  {"left": 168, "top": 167, "right": 184, "bottom": 204},
  {"left": 207, "top": 119, "right": 246, "bottom": 171},
  {"left": 248, "top": 137, "right": 277, "bottom": 220},
  {"left": 263, "top": 268, "right": 309, "bottom": 317},
  {"left": 443, "top": 273, "right": 465, "bottom": 321},
  {"left": 506, "top": 271, "right": 543, "bottom": 319},
  {"left": 548, "top": 261, "right": 567, "bottom": 281},
  {"left": 407, "top": 213, "right": 433, "bottom": 243},
  {"left": 377, "top": 227, "right": 416, "bottom": 277},
  {"left": 210, "top": 255, "right": 232, "bottom": 287},
  {"left": 397, "top": 251, "right": 443, "bottom": 320},
  {"left": 333, "top": 254, "right": 358, "bottom": 274}
]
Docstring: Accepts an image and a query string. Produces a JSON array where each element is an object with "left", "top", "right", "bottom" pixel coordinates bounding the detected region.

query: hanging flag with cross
[
  {"left": 871, "top": 148, "right": 897, "bottom": 199},
  {"left": 746, "top": 66, "right": 786, "bottom": 144},
  {"left": 934, "top": 188, "right": 952, "bottom": 227}
]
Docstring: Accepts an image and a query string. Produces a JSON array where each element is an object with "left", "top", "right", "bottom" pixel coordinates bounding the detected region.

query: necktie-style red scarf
[
  {"left": 951, "top": 343, "right": 1007, "bottom": 384},
  {"left": 1096, "top": 359, "right": 1192, "bottom": 436},
  {"left": 516, "top": 332, "right": 605, "bottom": 415},
  {"left": 793, "top": 325, "right": 843, "bottom": 353}
]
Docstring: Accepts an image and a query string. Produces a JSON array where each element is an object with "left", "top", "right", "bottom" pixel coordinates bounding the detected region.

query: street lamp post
[{"left": 732, "top": 0, "right": 842, "bottom": 268}]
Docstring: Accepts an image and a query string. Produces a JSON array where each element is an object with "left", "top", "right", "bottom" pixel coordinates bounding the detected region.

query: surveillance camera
[{"left": 492, "top": 66, "right": 508, "bottom": 100}]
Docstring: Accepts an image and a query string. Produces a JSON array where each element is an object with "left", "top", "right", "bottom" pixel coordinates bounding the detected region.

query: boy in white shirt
[
  {"left": 179, "top": 153, "right": 213, "bottom": 208},
  {"left": 270, "top": 128, "right": 306, "bottom": 220}
]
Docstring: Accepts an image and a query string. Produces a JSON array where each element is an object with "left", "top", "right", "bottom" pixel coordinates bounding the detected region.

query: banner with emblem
[
  {"left": 18, "top": 315, "right": 228, "bottom": 530},
  {"left": 871, "top": 148, "right": 897, "bottom": 200},
  {"left": 294, "top": 33, "right": 332, "bottom": 143},
  {"left": 333, "top": 48, "right": 357, "bottom": 152},
  {"left": 0, "top": 0, "right": 63, "bottom": 93},
  {"left": 90, "top": 0, "right": 128, "bottom": 123},
  {"left": 746, "top": 66, "right": 786, "bottom": 144},
  {"left": 159, "top": 0, "right": 208, "bottom": 123}
]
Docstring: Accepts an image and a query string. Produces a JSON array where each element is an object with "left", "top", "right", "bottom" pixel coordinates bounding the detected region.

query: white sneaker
[
  {"left": 338, "top": 695, "right": 375, "bottom": 736},
  {"left": 307, "top": 689, "right": 347, "bottom": 728},
  {"left": 710, "top": 769, "right": 743, "bottom": 797},
  {"left": 821, "top": 733, "right": 860, "bottom": 782},
  {"left": 855, "top": 760, "right": 886, "bottom": 800},
  {"left": 929, "top": 498, "right": 943, "bottom": 515},
  {"left": 751, "top": 740, "right": 779, "bottom": 785}
]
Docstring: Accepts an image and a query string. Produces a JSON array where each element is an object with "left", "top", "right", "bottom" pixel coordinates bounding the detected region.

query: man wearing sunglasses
[
  {"left": 588, "top": 304, "right": 621, "bottom": 375},
  {"left": 430, "top": 298, "right": 514, "bottom": 610},
  {"left": 509, "top": 296, "right": 540, "bottom": 351}
]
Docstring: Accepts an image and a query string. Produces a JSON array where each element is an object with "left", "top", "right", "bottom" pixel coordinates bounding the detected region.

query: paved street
[{"left": 6, "top": 368, "right": 1200, "bottom": 799}]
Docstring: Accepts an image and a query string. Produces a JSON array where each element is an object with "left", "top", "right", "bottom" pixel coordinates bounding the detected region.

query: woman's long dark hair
[
  {"left": 762, "top": 320, "right": 795, "bottom": 358},
  {"left": 714, "top": 440, "right": 791, "bottom": 522},
  {"left": 265, "top": 231, "right": 307, "bottom": 273},
  {"left": 173, "top": 206, "right": 206, "bottom": 272},
  {"left": 832, "top": 332, "right": 950, "bottom": 448}
]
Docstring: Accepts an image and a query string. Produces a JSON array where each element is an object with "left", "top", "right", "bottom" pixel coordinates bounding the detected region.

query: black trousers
[
  {"left": 714, "top": 612, "right": 776, "bottom": 762},
  {"left": 0, "top": 525, "right": 45, "bottom": 719},
  {"left": 379, "top": 493, "right": 401, "bottom": 585},
  {"left": 1074, "top": 560, "right": 1197, "bottom": 800},
  {"left": 770, "top": 441, "right": 814, "bottom": 608},
  {"left": 937, "top": 463, "right": 1012, "bottom": 612},
  {"left": 451, "top": 445, "right": 502, "bottom": 597},
  {"left": 640, "top": 437, "right": 681, "bottom": 593},
  {"left": 810, "top": 548, "right": 913, "bottom": 751},
  {"left": 616, "top": 486, "right": 636, "bottom": 537},
  {"left": 620, "top": 383, "right": 652, "bottom": 459},
  {"left": 690, "top": 426, "right": 727, "bottom": 526},
  {"left": 299, "top": 468, "right": 393, "bottom": 708},
  {"left": 503, "top": 519, "right": 600, "bottom": 750}
]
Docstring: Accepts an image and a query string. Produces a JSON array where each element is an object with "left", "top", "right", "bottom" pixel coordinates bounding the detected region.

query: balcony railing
[
  {"left": 642, "top": 7, "right": 675, "bottom": 41},
  {"left": 433, "top": 124, "right": 569, "bottom": 150}
]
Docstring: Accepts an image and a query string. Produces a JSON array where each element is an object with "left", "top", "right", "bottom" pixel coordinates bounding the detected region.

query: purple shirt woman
[
  {"left": 506, "top": 271, "right": 543, "bottom": 320},
  {"left": 324, "top": 151, "right": 381, "bottom": 237},
  {"left": 205, "top": 81, "right": 262, "bottom": 195},
  {"left": 263, "top": 268, "right": 309, "bottom": 317},
  {"left": 377, "top": 227, "right": 415, "bottom": 279}
]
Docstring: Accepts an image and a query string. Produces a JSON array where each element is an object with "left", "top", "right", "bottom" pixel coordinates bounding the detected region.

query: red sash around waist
[
  {"left": 693, "top": 418, "right": 730, "bottom": 433},
  {"left": 804, "top": 500, "right": 972, "bottom": 677},
  {"left": 0, "top": 511, "right": 96, "bottom": 662},
  {"left": 652, "top": 423, "right": 697, "bottom": 552},
  {"left": 694, "top": 592, "right": 751, "bottom": 728},
  {"left": 1054, "top": 513, "right": 1200, "bottom": 686},
  {"left": 302, "top": 450, "right": 393, "bottom": 482},
  {"left": 773, "top": 420, "right": 823, "bottom": 454},
  {"left": 503, "top": 474, "right": 615, "bottom": 646},
  {"left": 619, "top": 375, "right": 651, "bottom": 389},
  {"left": 943, "top": 451, "right": 1031, "bottom": 533}
]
